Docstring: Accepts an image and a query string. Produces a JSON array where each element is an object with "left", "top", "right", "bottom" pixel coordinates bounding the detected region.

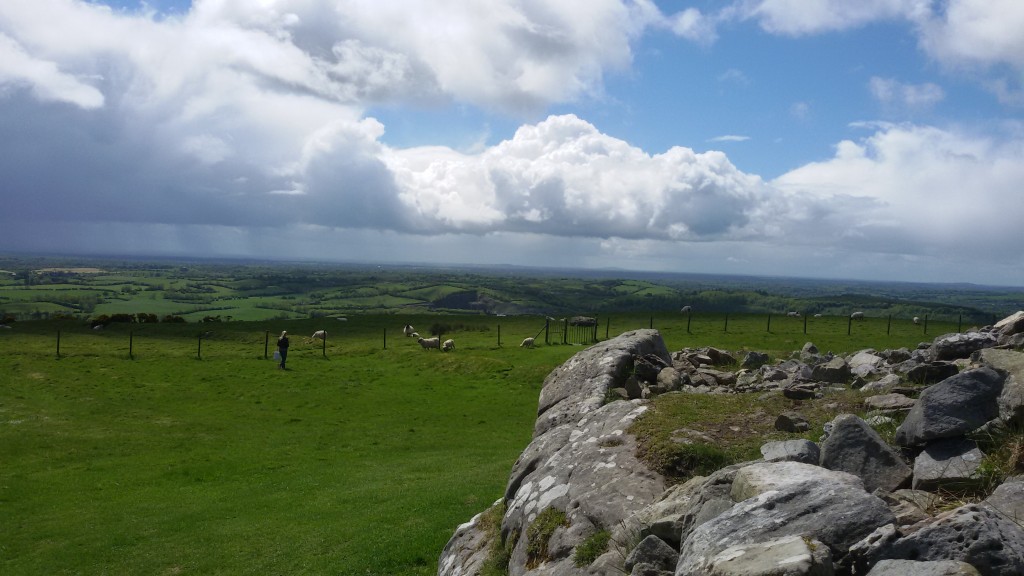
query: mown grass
[{"left": 0, "top": 313, "right": 962, "bottom": 574}]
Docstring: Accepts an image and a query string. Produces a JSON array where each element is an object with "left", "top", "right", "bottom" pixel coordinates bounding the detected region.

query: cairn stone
[
  {"left": 819, "top": 414, "right": 912, "bottom": 493},
  {"left": 911, "top": 437, "right": 985, "bottom": 492},
  {"left": 812, "top": 357, "right": 851, "bottom": 384},
  {"left": 761, "top": 439, "right": 820, "bottom": 465},
  {"left": 865, "top": 559, "right": 981, "bottom": 575},
  {"left": 930, "top": 332, "right": 998, "bottom": 361},
  {"left": 895, "top": 367, "right": 1006, "bottom": 447},
  {"left": 857, "top": 504, "right": 1024, "bottom": 575}
]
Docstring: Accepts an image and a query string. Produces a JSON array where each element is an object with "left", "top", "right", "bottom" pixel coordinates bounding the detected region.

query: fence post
[
  {"left": 563, "top": 318, "right": 568, "bottom": 344},
  {"left": 847, "top": 316, "right": 852, "bottom": 336},
  {"left": 958, "top": 314, "right": 962, "bottom": 333},
  {"left": 724, "top": 314, "right": 729, "bottom": 333},
  {"left": 887, "top": 315, "right": 892, "bottom": 336},
  {"left": 497, "top": 324, "right": 501, "bottom": 347},
  {"left": 767, "top": 314, "right": 771, "bottom": 333},
  {"left": 649, "top": 316, "right": 653, "bottom": 329},
  {"left": 56, "top": 329, "right": 61, "bottom": 359},
  {"left": 197, "top": 334, "right": 202, "bottom": 360},
  {"left": 322, "top": 333, "right": 327, "bottom": 357},
  {"left": 545, "top": 318, "right": 549, "bottom": 345},
  {"left": 803, "top": 314, "right": 807, "bottom": 335},
  {"left": 265, "top": 330, "right": 269, "bottom": 358},
  {"left": 686, "top": 311, "right": 691, "bottom": 334},
  {"left": 924, "top": 315, "right": 929, "bottom": 335},
  {"left": 593, "top": 318, "right": 598, "bottom": 343},
  {"left": 605, "top": 316, "right": 609, "bottom": 340},
  {"left": 130, "top": 330, "right": 134, "bottom": 360}
]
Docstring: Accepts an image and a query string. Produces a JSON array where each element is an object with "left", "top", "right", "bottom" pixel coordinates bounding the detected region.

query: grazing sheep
[
  {"left": 813, "top": 314, "right": 823, "bottom": 318},
  {"left": 311, "top": 330, "right": 327, "bottom": 341},
  {"left": 850, "top": 311, "right": 865, "bottom": 320},
  {"left": 680, "top": 306, "right": 692, "bottom": 313},
  {"left": 403, "top": 324, "right": 415, "bottom": 337},
  {"left": 913, "top": 316, "right": 921, "bottom": 325},
  {"left": 787, "top": 311, "right": 800, "bottom": 317},
  {"left": 520, "top": 337, "right": 535, "bottom": 348},
  {"left": 417, "top": 336, "right": 440, "bottom": 350},
  {"left": 442, "top": 339, "right": 455, "bottom": 352},
  {"left": 410, "top": 332, "right": 420, "bottom": 339}
]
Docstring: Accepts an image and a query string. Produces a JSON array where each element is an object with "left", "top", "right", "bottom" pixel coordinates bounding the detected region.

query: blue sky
[{"left": 1, "top": 1, "right": 1022, "bottom": 285}]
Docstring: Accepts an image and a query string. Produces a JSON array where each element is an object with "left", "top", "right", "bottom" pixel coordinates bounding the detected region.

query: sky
[{"left": 1, "top": 1, "right": 1023, "bottom": 286}]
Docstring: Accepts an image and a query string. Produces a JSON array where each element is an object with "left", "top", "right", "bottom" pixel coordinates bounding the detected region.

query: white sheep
[
  {"left": 410, "top": 332, "right": 420, "bottom": 339},
  {"left": 913, "top": 316, "right": 921, "bottom": 325},
  {"left": 417, "top": 336, "right": 440, "bottom": 350},
  {"left": 403, "top": 324, "right": 415, "bottom": 337},
  {"left": 520, "top": 337, "right": 535, "bottom": 348},
  {"left": 813, "top": 314, "right": 823, "bottom": 318},
  {"left": 851, "top": 311, "right": 865, "bottom": 320},
  {"left": 311, "top": 329, "right": 327, "bottom": 341},
  {"left": 442, "top": 339, "right": 455, "bottom": 352},
  {"left": 680, "top": 306, "right": 692, "bottom": 313},
  {"left": 787, "top": 311, "right": 800, "bottom": 317}
]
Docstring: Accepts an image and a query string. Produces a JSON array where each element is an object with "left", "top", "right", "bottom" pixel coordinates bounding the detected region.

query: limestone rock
[
  {"left": 902, "top": 361, "right": 959, "bottom": 385},
  {"left": 818, "top": 414, "right": 912, "bottom": 493},
  {"left": 863, "top": 393, "right": 916, "bottom": 414},
  {"left": 995, "top": 311, "right": 1024, "bottom": 337},
  {"left": 783, "top": 381, "right": 818, "bottom": 400},
  {"left": 865, "top": 559, "right": 981, "bottom": 575},
  {"left": 812, "top": 357, "right": 851, "bottom": 384},
  {"left": 677, "top": 461, "right": 894, "bottom": 575},
  {"left": 502, "top": 401, "right": 664, "bottom": 574},
  {"left": 761, "top": 439, "right": 820, "bottom": 465},
  {"left": 741, "top": 351, "right": 770, "bottom": 369},
  {"left": 894, "top": 367, "right": 1006, "bottom": 447},
  {"left": 981, "top": 475, "right": 1024, "bottom": 523},
  {"left": 623, "top": 535, "right": 676, "bottom": 573},
  {"left": 975, "top": 348, "right": 1024, "bottom": 427},
  {"left": 850, "top": 351, "right": 886, "bottom": 377},
  {"left": 862, "top": 504, "right": 1024, "bottom": 575},
  {"left": 535, "top": 329, "right": 669, "bottom": 436},
  {"left": 860, "top": 374, "right": 901, "bottom": 393},
  {"left": 706, "top": 535, "right": 834, "bottom": 576},
  {"left": 438, "top": 502, "right": 501, "bottom": 576},
  {"left": 911, "top": 437, "right": 985, "bottom": 491},
  {"left": 929, "top": 332, "right": 998, "bottom": 361},
  {"left": 655, "top": 367, "right": 682, "bottom": 392}
]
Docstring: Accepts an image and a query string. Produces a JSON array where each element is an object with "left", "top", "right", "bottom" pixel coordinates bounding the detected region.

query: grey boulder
[
  {"left": 819, "top": 414, "right": 911, "bottom": 493},
  {"left": 894, "top": 367, "right": 1006, "bottom": 447}
]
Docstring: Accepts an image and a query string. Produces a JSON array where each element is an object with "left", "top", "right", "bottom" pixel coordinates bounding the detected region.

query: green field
[{"left": 0, "top": 311, "right": 965, "bottom": 575}]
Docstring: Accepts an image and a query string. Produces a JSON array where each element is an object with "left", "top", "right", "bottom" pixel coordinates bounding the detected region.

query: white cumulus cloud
[
  {"left": 773, "top": 122, "right": 1024, "bottom": 260},
  {"left": 869, "top": 76, "right": 945, "bottom": 109}
]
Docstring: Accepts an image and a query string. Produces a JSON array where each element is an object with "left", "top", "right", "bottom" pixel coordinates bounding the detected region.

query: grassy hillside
[{"left": 0, "top": 312, "right": 965, "bottom": 575}]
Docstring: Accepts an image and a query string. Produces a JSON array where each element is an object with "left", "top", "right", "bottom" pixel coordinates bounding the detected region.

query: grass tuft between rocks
[
  {"left": 525, "top": 507, "right": 569, "bottom": 568},
  {"left": 629, "top": 388, "right": 865, "bottom": 483}
]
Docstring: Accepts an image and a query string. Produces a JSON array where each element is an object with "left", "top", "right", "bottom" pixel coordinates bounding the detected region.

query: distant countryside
[{"left": 1, "top": 255, "right": 1021, "bottom": 325}]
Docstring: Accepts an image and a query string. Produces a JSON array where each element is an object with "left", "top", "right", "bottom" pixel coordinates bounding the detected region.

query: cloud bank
[{"left": 0, "top": 0, "right": 1021, "bottom": 285}]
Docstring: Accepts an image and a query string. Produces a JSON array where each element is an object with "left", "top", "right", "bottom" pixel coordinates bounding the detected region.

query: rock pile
[{"left": 439, "top": 313, "right": 1024, "bottom": 576}]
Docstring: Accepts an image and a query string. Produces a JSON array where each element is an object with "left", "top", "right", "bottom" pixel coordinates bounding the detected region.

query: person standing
[{"left": 277, "top": 330, "right": 290, "bottom": 369}]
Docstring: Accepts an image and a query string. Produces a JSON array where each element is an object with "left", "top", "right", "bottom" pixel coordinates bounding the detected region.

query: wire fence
[{"left": 0, "top": 310, "right": 996, "bottom": 361}]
